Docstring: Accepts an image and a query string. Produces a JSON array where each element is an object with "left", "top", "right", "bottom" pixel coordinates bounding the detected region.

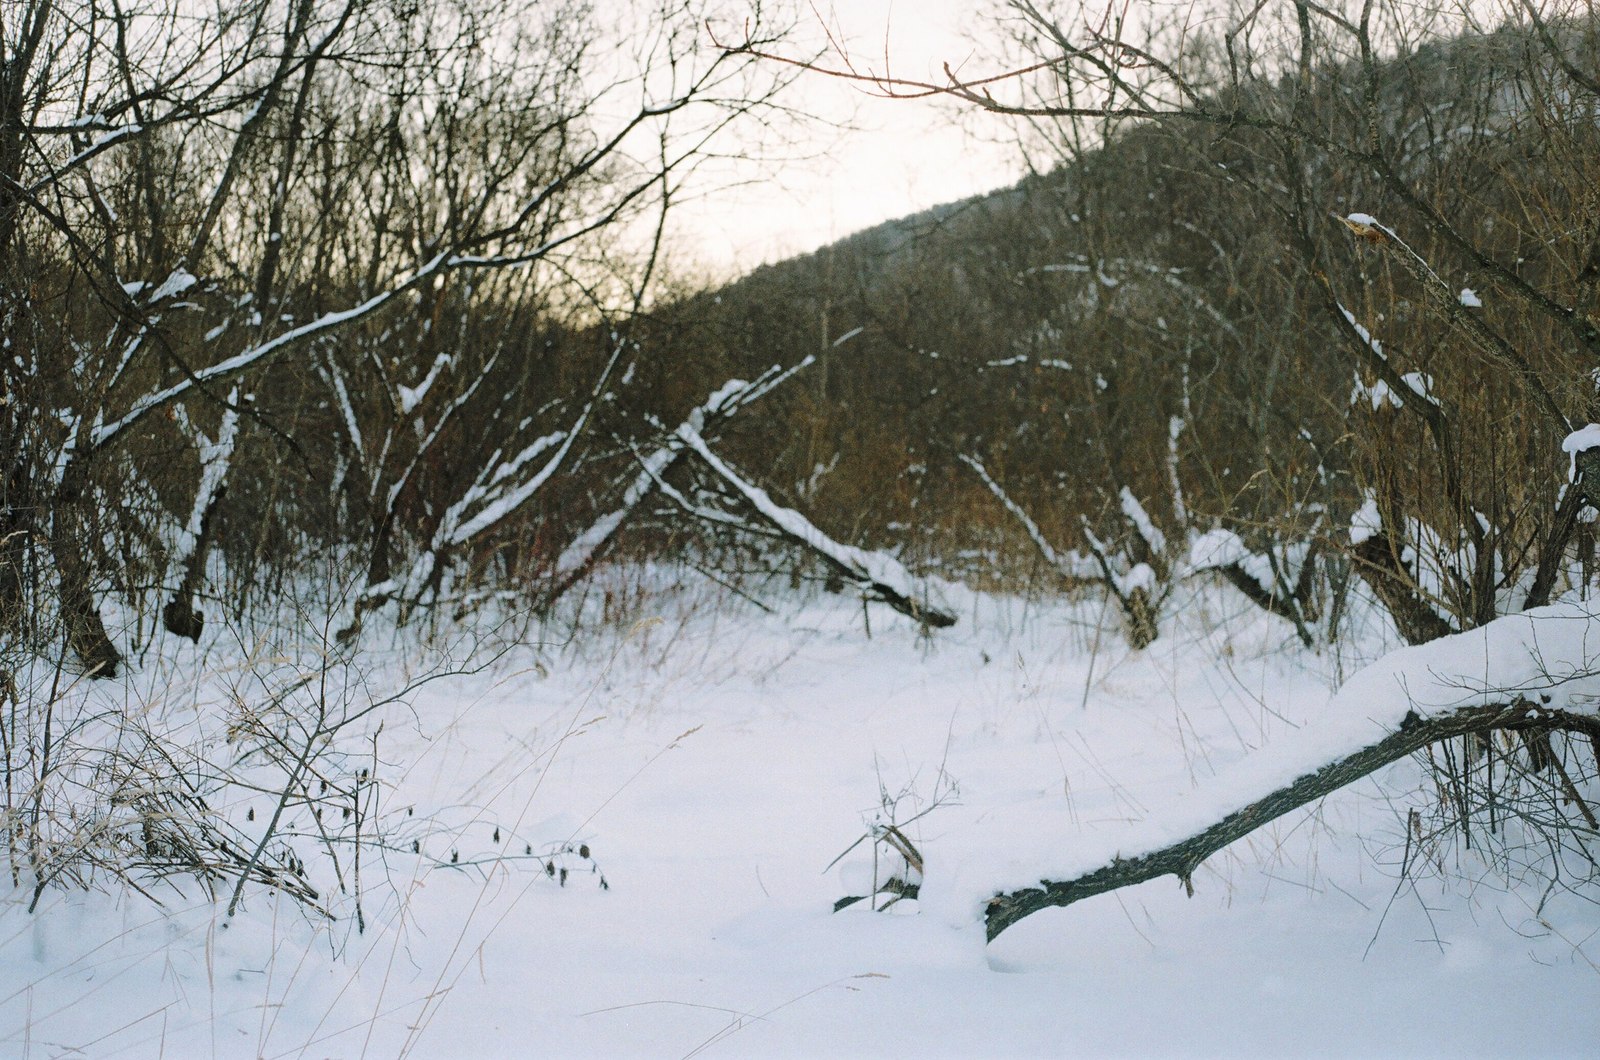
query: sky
[{"left": 670, "top": 1, "right": 1027, "bottom": 277}]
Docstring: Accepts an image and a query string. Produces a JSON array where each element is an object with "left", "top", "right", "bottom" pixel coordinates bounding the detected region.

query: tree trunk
[
  {"left": 163, "top": 485, "right": 226, "bottom": 642},
  {"left": 0, "top": 410, "right": 35, "bottom": 640},
  {"left": 52, "top": 464, "right": 120, "bottom": 677},
  {"left": 1350, "top": 532, "right": 1454, "bottom": 645},
  {"left": 1123, "top": 586, "right": 1158, "bottom": 649}
]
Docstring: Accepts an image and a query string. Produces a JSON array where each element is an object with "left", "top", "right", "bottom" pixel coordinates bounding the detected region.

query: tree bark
[
  {"left": 51, "top": 463, "right": 121, "bottom": 677},
  {"left": 1122, "top": 585, "right": 1157, "bottom": 649},
  {"left": 984, "top": 700, "right": 1600, "bottom": 941}
]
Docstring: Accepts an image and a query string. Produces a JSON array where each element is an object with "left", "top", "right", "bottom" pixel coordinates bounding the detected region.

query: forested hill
[{"left": 638, "top": 13, "right": 1599, "bottom": 622}]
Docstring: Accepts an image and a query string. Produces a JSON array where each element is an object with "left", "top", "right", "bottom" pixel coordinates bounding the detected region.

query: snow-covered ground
[{"left": 4, "top": 573, "right": 1597, "bottom": 1057}]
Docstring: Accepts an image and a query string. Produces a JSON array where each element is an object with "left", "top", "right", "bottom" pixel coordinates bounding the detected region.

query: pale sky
[{"left": 670, "top": 2, "right": 1026, "bottom": 277}]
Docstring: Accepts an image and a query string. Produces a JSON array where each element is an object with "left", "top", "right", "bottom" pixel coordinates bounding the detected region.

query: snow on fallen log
[
  {"left": 677, "top": 426, "right": 955, "bottom": 629},
  {"left": 970, "top": 601, "right": 1600, "bottom": 939}
]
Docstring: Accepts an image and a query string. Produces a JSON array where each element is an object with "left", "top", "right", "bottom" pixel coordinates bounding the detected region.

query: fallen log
[
  {"left": 985, "top": 699, "right": 1600, "bottom": 940},
  {"left": 984, "top": 602, "right": 1600, "bottom": 940}
]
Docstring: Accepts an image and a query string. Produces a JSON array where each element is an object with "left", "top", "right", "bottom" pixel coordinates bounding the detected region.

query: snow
[
  {"left": 1183, "top": 530, "right": 1279, "bottom": 594},
  {"left": 1350, "top": 492, "right": 1382, "bottom": 544},
  {"left": 4, "top": 579, "right": 1597, "bottom": 1056},
  {"left": 169, "top": 386, "right": 241, "bottom": 574},
  {"left": 1353, "top": 370, "right": 1435, "bottom": 411},
  {"left": 960, "top": 454, "right": 1098, "bottom": 582},
  {"left": 443, "top": 430, "right": 566, "bottom": 546},
  {"left": 398, "top": 353, "right": 452, "bottom": 415},
  {"left": 324, "top": 361, "right": 364, "bottom": 453},
  {"left": 1117, "top": 560, "right": 1157, "bottom": 595},
  {"left": 702, "top": 376, "right": 753, "bottom": 414},
  {"left": 1337, "top": 304, "right": 1440, "bottom": 412},
  {"left": 90, "top": 123, "right": 141, "bottom": 149},
  {"left": 1349, "top": 600, "right": 1600, "bottom": 714},
  {"left": 1561, "top": 424, "right": 1600, "bottom": 454},
  {"left": 1343, "top": 213, "right": 1448, "bottom": 290},
  {"left": 1119, "top": 487, "right": 1166, "bottom": 555},
  {"left": 1401, "top": 371, "right": 1433, "bottom": 399},
  {"left": 93, "top": 251, "right": 453, "bottom": 448},
  {"left": 1562, "top": 423, "right": 1600, "bottom": 479},
  {"left": 1339, "top": 305, "right": 1386, "bottom": 361},
  {"left": 149, "top": 268, "right": 198, "bottom": 303},
  {"left": 554, "top": 367, "right": 817, "bottom": 586},
  {"left": 1237, "top": 550, "right": 1277, "bottom": 591},
  {"left": 1187, "top": 527, "right": 1249, "bottom": 570},
  {"left": 943, "top": 598, "right": 1600, "bottom": 912},
  {"left": 552, "top": 444, "right": 679, "bottom": 582}
]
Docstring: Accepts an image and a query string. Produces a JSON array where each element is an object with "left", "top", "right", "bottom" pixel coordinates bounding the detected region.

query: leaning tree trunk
[
  {"left": 1350, "top": 531, "right": 1454, "bottom": 646},
  {"left": 678, "top": 426, "right": 956, "bottom": 630},
  {"left": 163, "top": 484, "right": 226, "bottom": 642},
  {"left": 51, "top": 463, "right": 121, "bottom": 677},
  {"left": 983, "top": 699, "right": 1600, "bottom": 941},
  {"left": 165, "top": 394, "right": 242, "bottom": 641}
]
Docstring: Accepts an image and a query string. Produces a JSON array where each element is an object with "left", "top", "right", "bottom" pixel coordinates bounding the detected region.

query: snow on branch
[
  {"left": 439, "top": 429, "right": 569, "bottom": 548},
  {"left": 960, "top": 454, "right": 1161, "bottom": 645},
  {"left": 1336, "top": 304, "right": 1390, "bottom": 364},
  {"left": 163, "top": 386, "right": 243, "bottom": 640},
  {"left": 351, "top": 349, "right": 626, "bottom": 625},
  {"left": 91, "top": 161, "right": 701, "bottom": 453},
  {"left": 962, "top": 453, "right": 1319, "bottom": 647},
  {"left": 1339, "top": 212, "right": 1568, "bottom": 431},
  {"left": 549, "top": 360, "right": 815, "bottom": 598},
  {"left": 1119, "top": 487, "right": 1166, "bottom": 557},
  {"left": 1183, "top": 527, "right": 1321, "bottom": 643},
  {"left": 170, "top": 388, "right": 241, "bottom": 575},
  {"left": 1561, "top": 423, "right": 1600, "bottom": 481},
  {"left": 1341, "top": 213, "right": 1448, "bottom": 290},
  {"left": 958, "top": 455, "right": 1101, "bottom": 582},
  {"left": 398, "top": 353, "right": 451, "bottom": 416},
  {"left": 680, "top": 427, "right": 955, "bottom": 629},
  {"left": 91, "top": 252, "right": 452, "bottom": 449}
]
